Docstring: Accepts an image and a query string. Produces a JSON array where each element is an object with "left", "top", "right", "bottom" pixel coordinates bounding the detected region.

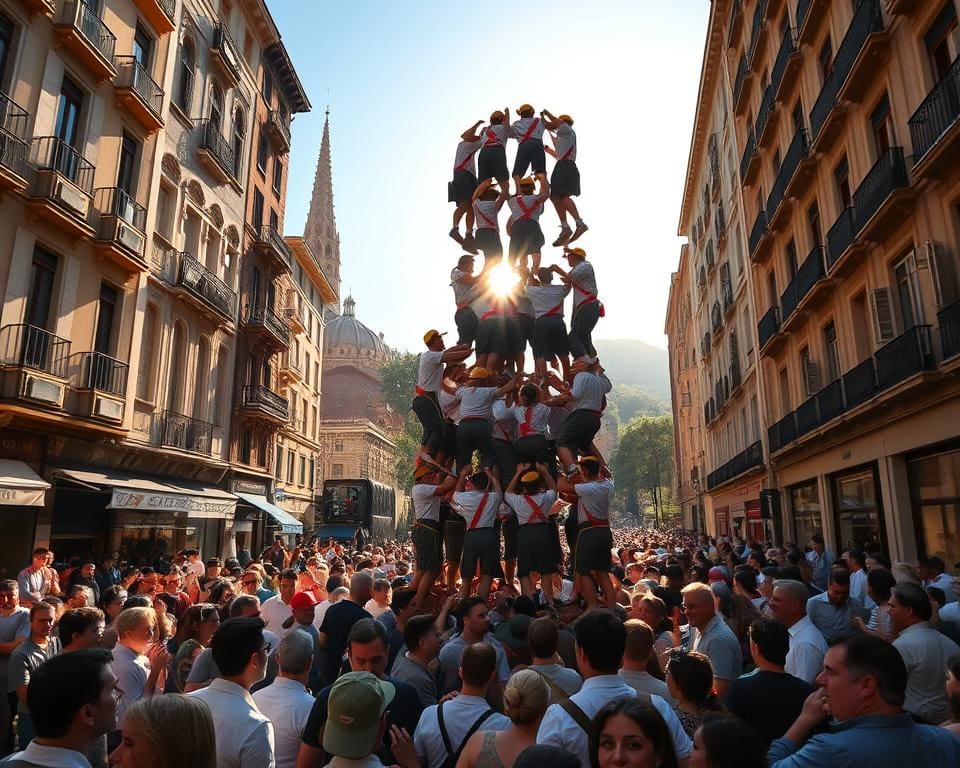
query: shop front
[
  {"left": 229, "top": 476, "right": 302, "bottom": 556},
  {"left": 49, "top": 468, "right": 237, "bottom": 566},
  {"left": 710, "top": 479, "right": 763, "bottom": 542},
  {"left": 907, "top": 440, "right": 960, "bottom": 566},
  {"left": 830, "top": 464, "right": 886, "bottom": 555},
  {"left": 0, "top": 431, "right": 49, "bottom": 579},
  {"left": 789, "top": 479, "right": 824, "bottom": 547}
]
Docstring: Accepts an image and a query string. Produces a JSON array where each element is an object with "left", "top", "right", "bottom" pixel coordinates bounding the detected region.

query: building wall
[{"left": 319, "top": 421, "right": 398, "bottom": 489}]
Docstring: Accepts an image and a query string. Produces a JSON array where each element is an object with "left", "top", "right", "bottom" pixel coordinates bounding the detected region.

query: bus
[{"left": 314, "top": 479, "right": 398, "bottom": 544}]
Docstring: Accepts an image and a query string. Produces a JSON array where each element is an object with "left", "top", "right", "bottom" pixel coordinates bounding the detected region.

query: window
[
  {"left": 133, "top": 24, "right": 152, "bottom": 67},
  {"left": 137, "top": 304, "right": 158, "bottom": 401},
  {"left": 167, "top": 323, "right": 186, "bottom": 412},
  {"left": 25, "top": 247, "right": 57, "bottom": 330},
  {"left": 262, "top": 67, "right": 273, "bottom": 104},
  {"left": 175, "top": 39, "right": 196, "bottom": 113},
  {"left": 156, "top": 184, "right": 175, "bottom": 240},
  {"left": 791, "top": 101, "right": 804, "bottom": 133},
  {"left": 256, "top": 134, "right": 268, "bottom": 173},
  {"left": 824, "top": 321, "right": 841, "bottom": 382},
  {"left": 894, "top": 250, "right": 924, "bottom": 330},
  {"left": 767, "top": 270, "right": 778, "bottom": 309},
  {"left": 55, "top": 76, "right": 83, "bottom": 147},
  {"left": 779, "top": 366, "right": 791, "bottom": 416},
  {"left": 275, "top": 443, "right": 283, "bottom": 480},
  {"left": 116, "top": 133, "right": 139, "bottom": 198},
  {"left": 807, "top": 201, "right": 822, "bottom": 247},
  {"left": 309, "top": 458, "right": 315, "bottom": 489},
  {"left": 869, "top": 93, "right": 894, "bottom": 158},
  {"left": 299, "top": 455, "right": 306, "bottom": 486},
  {"left": 193, "top": 337, "right": 210, "bottom": 421},
  {"left": 335, "top": 439, "right": 344, "bottom": 452},
  {"left": 925, "top": 2, "right": 958, "bottom": 81},
  {"left": 818, "top": 37, "right": 833, "bottom": 80},
  {"left": 252, "top": 190, "right": 264, "bottom": 231},
  {"left": 272, "top": 157, "right": 283, "bottom": 192},
  {"left": 786, "top": 239, "right": 798, "bottom": 278},
  {"left": 269, "top": 209, "right": 279, "bottom": 230},
  {"left": 241, "top": 428, "right": 253, "bottom": 464},
  {"left": 287, "top": 449, "right": 295, "bottom": 483},
  {"left": 834, "top": 156, "right": 851, "bottom": 209},
  {"left": 0, "top": 12, "right": 14, "bottom": 83},
  {"left": 304, "top": 352, "right": 311, "bottom": 385},
  {"left": 94, "top": 283, "right": 118, "bottom": 356},
  {"left": 332, "top": 463, "right": 343, "bottom": 478},
  {"left": 232, "top": 107, "right": 245, "bottom": 179},
  {"left": 210, "top": 84, "right": 224, "bottom": 130}
]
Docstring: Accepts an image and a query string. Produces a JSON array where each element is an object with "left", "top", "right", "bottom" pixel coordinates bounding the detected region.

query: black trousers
[
  {"left": 412, "top": 392, "right": 446, "bottom": 454},
  {"left": 457, "top": 419, "right": 494, "bottom": 472},
  {"left": 569, "top": 301, "right": 601, "bottom": 359}
]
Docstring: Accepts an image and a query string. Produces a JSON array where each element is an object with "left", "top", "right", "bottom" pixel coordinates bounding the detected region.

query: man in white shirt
[
  {"left": 413, "top": 329, "right": 472, "bottom": 467},
  {"left": 260, "top": 569, "right": 297, "bottom": 635},
  {"left": 681, "top": 583, "right": 742, "bottom": 697},
  {"left": 541, "top": 110, "right": 587, "bottom": 246},
  {"left": 504, "top": 463, "right": 560, "bottom": 607},
  {"left": 843, "top": 549, "right": 875, "bottom": 609},
  {"left": 414, "top": 642, "right": 511, "bottom": 768},
  {"left": 410, "top": 466, "right": 458, "bottom": 610},
  {"left": 506, "top": 175, "right": 550, "bottom": 272},
  {"left": 552, "top": 247, "right": 602, "bottom": 362},
  {"left": 449, "top": 121, "right": 483, "bottom": 251},
  {"left": 526, "top": 617, "right": 582, "bottom": 700},
  {"left": 920, "top": 556, "right": 957, "bottom": 603},
  {"left": 452, "top": 467, "right": 503, "bottom": 601},
  {"left": 509, "top": 104, "right": 547, "bottom": 195},
  {"left": 437, "top": 598, "right": 512, "bottom": 701},
  {"left": 768, "top": 579, "right": 828, "bottom": 685},
  {"left": 252, "top": 629, "right": 315, "bottom": 768},
  {"left": 548, "top": 359, "right": 611, "bottom": 477},
  {"left": 108, "top": 607, "right": 168, "bottom": 729},
  {"left": 537, "top": 610, "right": 691, "bottom": 766},
  {"left": 619, "top": 620, "right": 676, "bottom": 706},
  {"left": 188, "top": 617, "right": 275, "bottom": 768}
]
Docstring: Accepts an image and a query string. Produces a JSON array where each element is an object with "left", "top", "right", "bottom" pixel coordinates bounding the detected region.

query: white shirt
[
  {"left": 507, "top": 194, "right": 544, "bottom": 223},
  {"left": 510, "top": 116, "right": 545, "bottom": 142},
  {"left": 313, "top": 599, "right": 333, "bottom": 630},
  {"left": 505, "top": 491, "right": 558, "bottom": 525},
  {"left": 412, "top": 483, "right": 443, "bottom": 522},
  {"left": 894, "top": 621, "right": 960, "bottom": 724},
  {"left": 785, "top": 615, "right": 827, "bottom": 684},
  {"left": 185, "top": 560, "right": 206, "bottom": 580},
  {"left": 551, "top": 122, "right": 577, "bottom": 161},
  {"left": 571, "top": 370, "right": 612, "bottom": 411},
  {"left": 414, "top": 693, "right": 511, "bottom": 768},
  {"left": 1, "top": 741, "right": 92, "bottom": 767},
  {"left": 456, "top": 385, "right": 497, "bottom": 419},
  {"left": 513, "top": 403, "right": 552, "bottom": 438},
  {"left": 568, "top": 260, "right": 599, "bottom": 308},
  {"left": 618, "top": 668, "right": 677, "bottom": 706},
  {"left": 450, "top": 267, "right": 476, "bottom": 308},
  {"left": 364, "top": 600, "right": 391, "bottom": 619},
  {"left": 482, "top": 124, "right": 507, "bottom": 147},
  {"left": 260, "top": 595, "right": 292, "bottom": 635},
  {"left": 417, "top": 350, "right": 444, "bottom": 394},
  {"left": 926, "top": 572, "right": 957, "bottom": 603},
  {"left": 848, "top": 568, "right": 875, "bottom": 609},
  {"left": 453, "top": 138, "right": 481, "bottom": 175},
  {"left": 252, "top": 677, "right": 315, "bottom": 768},
  {"left": 453, "top": 490, "right": 502, "bottom": 529},
  {"left": 188, "top": 678, "right": 276, "bottom": 768},
  {"left": 439, "top": 388, "right": 461, "bottom": 424},
  {"left": 536, "top": 675, "right": 691, "bottom": 766},
  {"left": 491, "top": 398, "right": 514, "bottom": 442},
  {"left": 111, "top": 643, "right": 151, "bottom": 722},
  {"left": 575, "top": 479, "right": 614, "bottom": 525},
  {"left": 941, "top": 601, "right": 960, "bottom": 624},
  {"left": 526, "top": 284, "right": 569, "bottom": 319},
  {"left": 473, "top": 199, "right": 499, "bottom": 231}
]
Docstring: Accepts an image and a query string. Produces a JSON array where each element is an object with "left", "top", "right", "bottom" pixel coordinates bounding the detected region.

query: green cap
[
  {"left": 493, "top": 613, "right": 533, "bottom": 649},
  {"left": 322, "top": 671, "right": 396, "bottom": 759}
]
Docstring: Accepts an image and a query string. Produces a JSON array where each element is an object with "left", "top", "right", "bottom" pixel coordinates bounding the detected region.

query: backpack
[
  {"left": 436, "top": 700, "right": 494, "bottom": 768},
  {"left": 559, "top": 691, "right": 652, "bottom": 768}
]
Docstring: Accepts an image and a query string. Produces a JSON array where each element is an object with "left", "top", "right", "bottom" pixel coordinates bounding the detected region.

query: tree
[
  {"left": 611, "top": 415, "right": 674, "bottom": 524},
  {"left": 380, "top": 352, "right": 419, "bottom": 415}
]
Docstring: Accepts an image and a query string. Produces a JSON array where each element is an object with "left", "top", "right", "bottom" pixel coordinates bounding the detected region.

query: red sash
[
  {"left": 474, "top": 205, "right": 497, "bottom": 229},
  {"left": 519, "top": 118, "right": 540, "bottom": 143},
  {"left": 523, "top": 494, "right": 548, "bottom": 524},
  {"left": 515, "top": 196, "right": 538, "bottom": 221},
  {"left": 469, "top": 492, "right": 490, "bottom": 529},
  {"left": 455, "top": 145, "right": 479, "bottom": 172},
  {"left": 559, "top": 144, "right": 575, "bottom": 161},
  {"left": 518, "top": 406, "right": 535, "bottom": 437},
  {"left": 414, "top": 386, "right": 428, "bottom": 396},
  {"left": 579, "top": 499, "right": 607, "bottom": 527},
  {"left": 544, "top": 301, "right": 564, "bottom": 316},
  {"left": 479, "top": 308, "right": 500, "bottom": 321},
  {"left": 484, "top": 128, "right": 503, "bottom": 148}
]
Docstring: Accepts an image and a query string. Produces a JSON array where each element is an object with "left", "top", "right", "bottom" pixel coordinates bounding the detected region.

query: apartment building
[
  {"left": 0, "top": 0, "right": 310, "bottom": 574},
  {"left": 675, "top": 2, "right": 770, "bottom": 542},
  {"left": 727, "top": 0, "right": 960, "bottom": 563}
]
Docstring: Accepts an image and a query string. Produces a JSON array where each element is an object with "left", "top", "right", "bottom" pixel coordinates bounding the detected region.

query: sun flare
[{"left": 488, "top": 261, "right": 520, "bottom": 297}]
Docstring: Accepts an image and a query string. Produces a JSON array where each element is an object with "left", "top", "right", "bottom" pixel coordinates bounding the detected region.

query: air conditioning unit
[
  {"left": 92, "top": 393, "right": 124, "bottom": 422},
  {"left": 21, "top": 372, "right": 65, "bottom": 407},
  {"left": 116, "top": 220, "right": 145, "bottom": 254},
  {"left": 50, "top": 175, "right": 90, "bottom": 217}
]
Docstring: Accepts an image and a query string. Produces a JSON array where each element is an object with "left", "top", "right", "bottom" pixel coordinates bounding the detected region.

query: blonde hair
[
  {"left": 891, "top": 561, "right": 921, "bottom": 585},
  {"left": 503, "top": 668, "right": 549, "bottom": 725},
  {"left": 115, "top": 606, "right": 155, "bottom": 637},
  {"left": 122, "top": 695, "right": 216, "bottom": 768}
]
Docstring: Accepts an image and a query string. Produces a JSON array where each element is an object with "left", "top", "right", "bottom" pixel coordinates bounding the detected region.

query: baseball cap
[
  {"left": 423, "top": 329, "right": 446, "bottom": 345},
  {"left": 322, "top": 671, "right": 396, "bottom": 759},
  {"left": 520, "top": 470, "right": 539, "bottom": 483},
  {"left": 413, "top": 464, "right": 433, "bottom": 481},
  {"left": 493, "top": 614, "right": 532, "bottom": 650},
  {"left": 565, "top": 247, "right": 586, "bottom": 258},
  {"left": 469, "top": 367, "right": 490, "bottom": 379},
  {"left": 290, "top": 591, "right": 319, "bottom": 610}
]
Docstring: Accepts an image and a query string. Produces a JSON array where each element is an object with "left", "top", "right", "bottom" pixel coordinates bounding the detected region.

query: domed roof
[{"left": 325, "top": 295, "right": 388, "bottom": 357}]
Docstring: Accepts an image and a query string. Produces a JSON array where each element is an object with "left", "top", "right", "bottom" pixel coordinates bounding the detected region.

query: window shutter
[
  {"left": 804, "top": 358, "right": 822, "bottom": 397},
  {"left": 136, "top": 305, "right": 157, "bottom": 401},
  {"left": 869, "top": 287, "right": 896, "bottom": 344},
  {"left": 928, "top": 241, "right": 960, "bottom": 307}
]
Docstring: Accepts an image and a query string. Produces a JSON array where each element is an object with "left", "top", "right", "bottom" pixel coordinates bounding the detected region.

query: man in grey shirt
[
  {"left": 0, "top": 581, "right": 30, "bottom": 753},
  {"left": 526, "top": 617, "right": 582, "bottom": 700},
  {"left": 682, "top": 582, "right": 742, "bottom": 697},
  {"left": 389, "top": 614, "right": 440, "bottom": 707},
  {"left": 806, "top": 570, "right": 868, "bottom": 644},
  {"left": 619, "top": 619, "right": 675, "bottom": 705},
  {"left": 8, "top": 603, "right": 60, "bottom": 748}
]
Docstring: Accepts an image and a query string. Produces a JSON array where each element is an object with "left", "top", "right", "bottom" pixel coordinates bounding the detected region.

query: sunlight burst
[{"left": 488, "top": 261, "right": 519, "bottom": 298}]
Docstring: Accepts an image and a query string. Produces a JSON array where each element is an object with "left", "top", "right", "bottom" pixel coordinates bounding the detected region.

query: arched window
[
  {"left": 167, "top": 322, "right": 187, "bottom": 412},
  {"left": 232, "top": 106, "right": 245, "bottom": 179},
  {"left": 193, "top": 336, "right": 210, "bottom": 421},
  {"left": 175, "top": 39, "right": 196, "bottom": 113},
  {"left": 210, "top": 84, "right": 224, "bottom": 131}
]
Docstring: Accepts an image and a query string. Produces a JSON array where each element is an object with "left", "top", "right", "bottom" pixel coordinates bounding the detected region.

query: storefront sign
[
  {"left": 122, "top": 512, "right": 197, "bottom": 532},
  {"left": 715, "top": 506, "right": 730, "bottom": 536},
  {"left": 0, "top": 430, "right": 44, "bottom": 463},
  {"left": 230, "top": 478, "right": 269, "bottom": 496},
  {"left": 108, "top": 489, "right": 235, "bottom": 518},
  {"left": 745, "top": 499, "right": 762, "bottom": 520},
  {"left": 0, "top": 487, "right": 45, "bottom": 506}
]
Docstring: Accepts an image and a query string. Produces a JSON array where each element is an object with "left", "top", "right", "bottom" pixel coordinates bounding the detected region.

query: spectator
[
  {"left": 364, "top": 579, "right": 393, "bottom": 619},
  {"left": 665, "top": 650, "right": 725, "bottom": 737},
  {"left": 16, "top": 549, "right": 57, "bottom": 607},
  {"left": 805, "top": 534, "right": 832, "bottom": 592},
  {"left": 852, "top": 568, "right": 897, "bottom": 641},
  {"left": 412, "top": 643, "right": 511, "bottom": 768},
  {"left": 0, "top": 580, "right": 29, "bottom": 755},
  {"left": 107, "top": 694, "right": 216, "bottom": 768},
  {"left": 384, "top": 588, "right": 418, "bottom": 672},
  {"left": 842, "top": 549, "right": 873, "bottom": 610},
  {"left": 187, "top": 617, "right": 275, "bottom": 768},
  {"left": 919, "top": 556, "right": 956, "bottom": 603},
  {"left": 276, "top": 592, "right": 322, "bottom": 688},
  {"left": 928, "top": 586, "right": 960, "bottom": 645},
  {"left": 320, "top": 672, "right": 394, "bottom": 768},
  {"left": 7, "top": 602, "right": 60, "bottom": 748},
  {"left": 160, "top": 567, "right": 192, "bottom": 621},
  {"left": 111, "top": 607, "right": 169, "bottom": 735},
  {"left": 299, "top": 618, "right": 422, "bottom": 767},
  {"left": 437, "top": 597, "right": 511, "bottom": 703},
  {"left": 680, "top": 583, "right": 742, "bottom": 697},
  {"left": 537, "top": 610, "right": 691, "bottom": 766},
  {"left": 58, "top": 608, "right": 105, "bottom": 653},
  {"left": 619, "top": 620, "right": 675, "bottom": 706},
  {"left": 768, "top": 635, "right": 960, "bottom": 766},
  {"left": 94, "top": 554, "right": 121, "bottom": 596},
  {"left": 526, "top": 617, "right": 582, "bottom": 700},
  {"left": 733, "top": 571, "right": 765, "bottom": 611},
  {"left": 944, "top": 655, "right": 960, "bottom": 737},
  {"left": 804, "top": 570, "right": 867, "bottom": 644},
  {"left": 636, "top": 594, "right": 677, "bottom": 674},
  {"left": 493, "top": 614, "right": 533, "bottom": 669},
  {"left": 389, "top": 614, "right": 441, "bottom": 707},
  {"left": 98, "top": 587, "right": 127, "bottom": 629},
  {"left": 691, "top": 713, "right": 767, "bottom": 768},
  {"left": 2, "top": 649, "right": 117, "bottom": 767},
  {"left": 251, "top": 630, "right": 315, "bottom": 768},
  {"left": 318, "top": 572, "right": 373, "bottom": 687},
  {"left": 260, "top": 569, "right": 297, "bottom": 635},
  {"left": 768, "top": 580, "right": 827, "bottom": 685},
  {"left": 65, "top": 585, "right": 90, "bottom": 610},
  {"left": 458, "top": 668, "right": 549, "bottom": 767},
  {"left": 592, "top": 697, "right": 680, "bottom": 768},
  {"left": 262, "top": 537, "right": 288, "bottom": 571},
  {"left": 166, "top": 604, "right": 219, "bottom": 693},
  {"left": 889, "top": 582, "right": 960, "bottom": 724},
  {"left": 724, "top": 619, "right": 814, "bottom": 745},
  {"left": 239, "top": 570, "right": 276, "bottom": 606}
]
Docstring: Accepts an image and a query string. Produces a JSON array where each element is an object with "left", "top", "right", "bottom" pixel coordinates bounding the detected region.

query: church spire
[{"left": 304, "top": 107, "right": 341, "bottom": 309}]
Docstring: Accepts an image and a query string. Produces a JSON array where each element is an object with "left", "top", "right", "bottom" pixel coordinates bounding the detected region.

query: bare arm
[
  {"left": 455, "top": 465, "right": 471, "bottom": 493},
  {"left": 537, "top": 463, "right": 558, "bottom": 491},
  {"left": 440, "top": 345, "right": 473, "bottom": 363},
  {"left": 540, "top": 109, "right": 562, "bottom": 130},
  {"left": 506, "top": 464, "right": 526, "bottom": 494},
  {"left": 484, "top": 466, "right": 501, "bottom": 494},
  {"left": 461, "top": 120, "right": 483, "bottom": 141},
  {"left": 472, "top": 178, "right": 492, "bottom": 202},
  {"left": 435, "top": 475, "right": 458, "bottom": 497}
]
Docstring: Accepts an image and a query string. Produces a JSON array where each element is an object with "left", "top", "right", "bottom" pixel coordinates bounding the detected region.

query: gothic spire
[{"left": 304, "top": 107, "right": 341, "bottom": 309}]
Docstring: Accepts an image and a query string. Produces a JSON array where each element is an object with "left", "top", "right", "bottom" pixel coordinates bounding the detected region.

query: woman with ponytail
[{"left": 664, "top": 650, "right": 727, "bottom": 737}]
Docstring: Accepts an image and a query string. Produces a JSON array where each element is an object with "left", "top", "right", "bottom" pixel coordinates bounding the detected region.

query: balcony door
[
  {"left": 925, "top": 2, "right": 958, "bottom": 82},
  {"left": 0, "top": 12, "right": 13, "bottom": 88},
  {"left": 91, "top": 283, "right": 117, "bottom": 390},
  {"left": 115, "top": 133, "right": 138, "bottom": 221},
  {"left": 133, "top": 24, "right": 151, "bottom": 69},
  {"left": 54, "top": 76, "right": 83, "bottom": 181},
  {"left": 894, "top": 251, "right": 924, "bottom": 331},
  {"left": 22, "top": 248, "right": 57, "bottom": 369}
]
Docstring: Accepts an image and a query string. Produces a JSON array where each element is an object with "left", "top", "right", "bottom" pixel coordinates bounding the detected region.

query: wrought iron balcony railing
[
  {"left": 114, "top": 56, "right": 163, "bottom": 116},
  {"left": 852, "top": 146, "right": 909, "bottom": 230},
  {"left": 758, "top": 305, "right": 780, "bottom": 350},
  {"left": 178, "top": 252, "right": 237, "bottom": 320},
  {"left": 72, "top": 351, "right": 128, "bottom": 395},
  {"left": 0, "top": 324, "right": 70, "bottom": 377},
  {"left": 158, "top": 410, "right": 213, "bottom": 455},
  {"left": 241, "top": 384, "right": 289, "bottom": 420},
  {"left": 939, "top": 299, "right": 960, "bottom": 360},
  {"left": 909, "top": 53, "right": 960, "bottom": 164},
  {"left": 196, "top": 120, "right": 236, "bottom": 178},
  {"left": 826, "top": 207, "right": 856, "bottom": 271},
  {"left": 875, "top": 325, "right": 934, "bottom": 390},
  {"left": 31, "top": 136, "right": 95, "bottom": 193},
  {"left": 94, "top": 187, "right": 146, "bottom": 231}
]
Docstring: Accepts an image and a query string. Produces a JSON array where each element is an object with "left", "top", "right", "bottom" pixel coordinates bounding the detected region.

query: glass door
[{"left": 832, "top": 466, "right": 886, "bottom": 554}]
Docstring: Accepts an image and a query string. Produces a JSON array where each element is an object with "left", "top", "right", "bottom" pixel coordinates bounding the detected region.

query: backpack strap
[
  {"left": 436, "top": 700, "right": 455, "bottom": 758},
  {"left": 437, "top": 702, "right": 495, "bottom": 766},
  {"left": 559, "top": 697, "right": 594, "bottom": 736},
  {"left": 531, "top": 667, "right": 571, "bottom": 702}
]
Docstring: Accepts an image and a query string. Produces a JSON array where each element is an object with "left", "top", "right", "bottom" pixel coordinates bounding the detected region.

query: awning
[
  {"left": 236, "top": 493, "right": 303, "bottom": 534},
  {"left": 52, "top": 468, "right": 237, "bottom": 518},
  {"left": 313, "top": 524, "right": 358, "bottom": 541},
  {"left": 0, "top": 460, "right": 50, "bottom": 506}
]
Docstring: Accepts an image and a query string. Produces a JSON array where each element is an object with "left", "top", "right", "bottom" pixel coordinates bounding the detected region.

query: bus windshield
[{"left": 324, "top": 484, "right": 368, "bottom": 524}]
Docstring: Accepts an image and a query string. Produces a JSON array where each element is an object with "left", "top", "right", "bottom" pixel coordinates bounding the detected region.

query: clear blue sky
[{"left": 271, "top": 0, "right": 709, "bottom": 353}]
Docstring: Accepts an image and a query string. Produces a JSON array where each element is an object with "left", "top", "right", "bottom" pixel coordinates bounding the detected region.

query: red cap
[
  {"left": 708, "top": 566, "right": 729, "bottom": 583},
  {"left": 290, "top": 591, "right": 319, "bottom": 610}
]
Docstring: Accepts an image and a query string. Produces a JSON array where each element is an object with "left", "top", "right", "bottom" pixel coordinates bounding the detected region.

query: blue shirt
[
  {"left": 768, "top": 713, "right": 960, "bottom": 767},
  {"left": 805, "top": 592, "right": 867, "bottom": 644}
]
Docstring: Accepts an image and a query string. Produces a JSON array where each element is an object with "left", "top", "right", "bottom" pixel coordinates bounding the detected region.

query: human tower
[{"left": 407, "top": 104, "right": 618, "bottom": 614}]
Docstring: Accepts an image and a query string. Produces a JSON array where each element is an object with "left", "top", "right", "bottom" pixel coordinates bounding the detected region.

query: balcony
[
  {"left": 748, "top": 208, "right": 769, "bottom": 262},
  {"left": 711, "top": 302, "right": 722, "bottom": 334},
  {"left": 240, "top": 384, "right": 289, "bottom": 424},
  {"left": 875, "top": 325, "right": 934, "bottom": 390},
  {"left": 755, "top": 85, "right": 776, "bottom": 147},
  {"left": 796, "top": 0, "right": 828, "bottom": 45},
  {"left": 707, "top": 440, "right": 764, "bottom": 491},
  {"left": 284, "top": 305, "right": 305, "bottom": 334},
  {"left": 263, "top": 111, "right": 291, "bottom": 154},
  {"left": 768, "top": 412, "right": 797, "bottom": 454},
  {"left": 784, "top": 128, "right": 816, "bottom": 200},
  {"left": 816, "top": 378, "right": 846, "bottom": 424},
  {"left": 0, "top": 324, "right": 70, "bottom": 410},
  {"left": 733, "top": 56, "right": 751, "bottom": 114},
  {"left": 697, "top": 265, "right": 707, "bottom": 294},
  {"left": 53, "top": 1, "right": 117, "bottom": 82},
  {"left": 727, "top": 0, "right": 743, "bottom": 49},
  {"left": 196, "top": 121, "right": 236, "bottom": 184},
  {"left": 176, "top": 249, "right": 236, "bottom": 321},
  {"left": 244, "top": 305, "right": 289, "bottom": 349},
  {"left": 747, "top": 0, "right": 768, "bottom": 67},
  {"left": 740, "top": 129, "right": 759, "bottom": 185},
  {"left": 780, "top": 247, "right": 830, "bottom": 332},
  {"left": 836, "top": 0, "right": 888, "bottom": 104},
  {"left": 758, "top": 306, "right": 785, "bottom": 354},
  {"left": 0, "top": 92, "right": 30, "bottom": 193},
  {"left": 715, "top": 205, "right": 726, "bottom": 243},
  {"left": 721, "top": 272, "right": 734, "bottom": 314},
  {"left": 68, "top": 352, "right": 127, "bottom": 423},
  {"left": 157, "top": 410, "right": 213, "bottom": 455},
  {"left": 842, "top": 357, "right": 878, "bottom": 410},
  {"left": 280, "top": 350, "right": 303, "bottom": 384},
  {"left": 853, "top": 146, "right": 912, "bottom": 244},
  {"left": 93, "top": 188, "right": 147, "bottom": 270},
  {"left": 706, "top": 240, "right": 715, "bottom": 273},
  {"left": 701, "top": 331, "right": 712, "bottom": 360},
  {"left": 940, "top": 300, "right": 960, "bottom": 361},
  {"left": 795, "top": 396, "right": 820, "bottom": 438},
  {"left": 132, "top": 0, "right": 176, "bottom": 35},
  {"left": 15, "top": 0, "right": 55, "bottom": 17},
  {"left": 27, "top": 137, "right": 95, "bottom": 239},
  {"left": 771, "top": 25, "right": 802, "bottom": 103},
  {"left": 908, "top": 54, "right": 960, "bottom": 179},
  {"left": 211, "top": 23, "right": 242, "bottom": 86},
  {"left": 704, "top": 397, "right": 716, "bottom": 426},
  {"left": 253, "top": 225, "right": 293, "bottom": 274},
  {"left": 114, "top": 57, "right": 164, "bottom": 133},
  {"left": 730, "top": 359, "right": 743, "bottom": 392}
]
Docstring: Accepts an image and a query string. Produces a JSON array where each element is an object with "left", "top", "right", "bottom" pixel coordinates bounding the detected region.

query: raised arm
[
  {"left": 540, "top": 109, "right": 562, "bottom": 130},
  {"left": 472, "top": 178, "right": 493, "bottom": 202},
  {"left": 484, "top": 466, "right": 501, "bottom": 494},
  {"left": 455, "top": 465, "right": 471, "bottom": 493},
  {"left": 505, "top": 463, "right": 527, "bottom": 494},
  {"left": 461, "top": 120, "right": 483, "bottom": 141},
  {"left": 440, "top": 345, "right": 473, "bottom": 363},
  {"left": 435, "top": 474, "right": 458, "bottom": 497},
  {"left": 537, "top": 462, "right": 558, "bottom": 491}
]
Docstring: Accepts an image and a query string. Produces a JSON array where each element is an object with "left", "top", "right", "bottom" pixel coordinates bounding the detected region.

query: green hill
[{"left": 595, "top": 339, "right": 671, "bottom": 401}]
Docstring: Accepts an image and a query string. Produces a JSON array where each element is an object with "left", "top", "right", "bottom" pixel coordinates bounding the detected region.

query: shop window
[
  {"left": 791, "top": 481, "right": 823, "bottom": 546},
  {"left": 909, "top": 446, "right": 960, "bottom": 566},
  {"left": 332, "top": 463, "right": 343, "bottom": 478},
  {"left": 832, "top": 466, "right": 886, "bottom": 554}
]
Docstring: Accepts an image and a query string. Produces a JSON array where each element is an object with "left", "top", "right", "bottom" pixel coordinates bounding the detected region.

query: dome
[{"left": 325, "top": 295, "right": 388, "bottom": 358}]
